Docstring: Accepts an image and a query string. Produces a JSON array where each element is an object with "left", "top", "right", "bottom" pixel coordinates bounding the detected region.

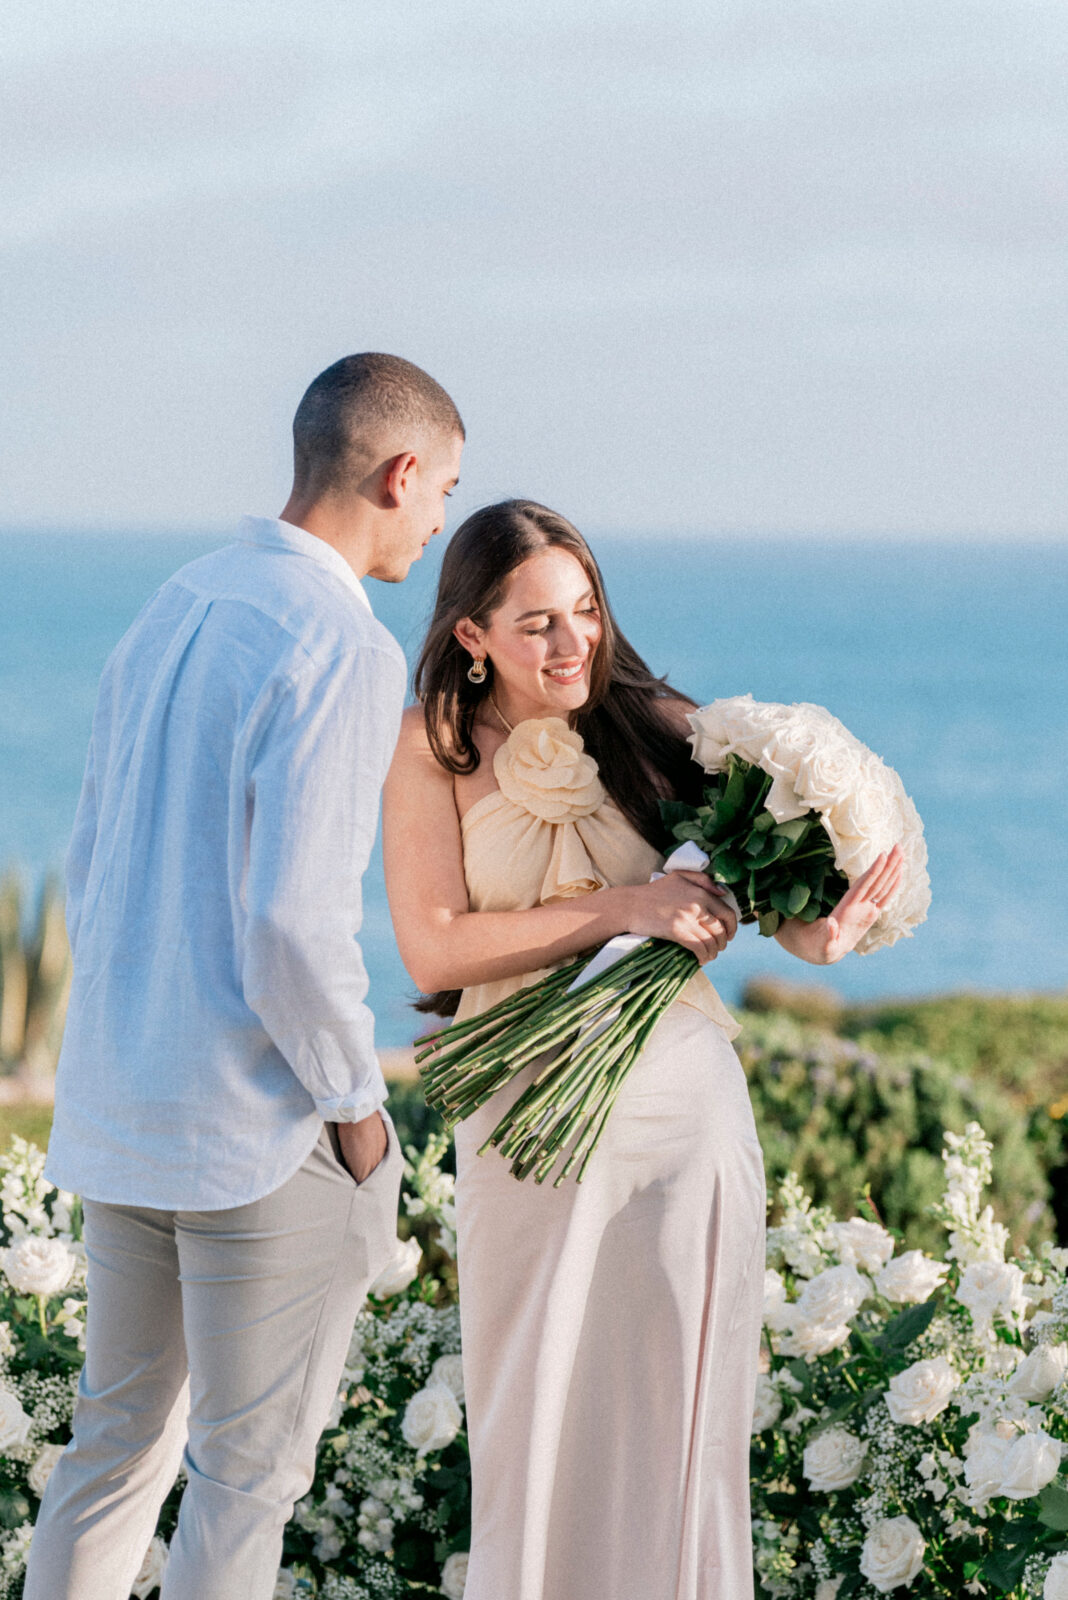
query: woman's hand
[
  {"left": 623, "top": 870, "right": 739, "bottom": 964},
  {"left": 773, "top": 845, "right": 904, "bottom": 965}
]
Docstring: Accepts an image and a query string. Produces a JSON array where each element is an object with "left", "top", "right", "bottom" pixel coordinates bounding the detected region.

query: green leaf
[
  {"left": 659, "top": 799, "right": 695, "bottom": 833},
  {"left": 1038, "top": 1482, "right": 1068, "bottom": 1531},
  {"left": 712, "top": 849, "right": 746, "bottom": 884},
  {"left": 880, "top": 1299, "right": 939, "bottom": 1351},
  {"left": 672, "top": 822, "right": 706, "bottom": 845},
  {"left": 770, "top": 817, "right": 810, "bottom": 843},
  {"left": 981, "top": 1540, "right": 1033, "bottom": 1588},
  {"left": 744, "top": 831, "right": 770, "bottom": 858},
  {"left": 723, "top": 760, "right": 748, "bottom": 808},
  {"left": 786, "top": 882, "right": 811, "bottom": 915},
  {"left": 712, "top": 798, "right": 739, "bottom": 829},
  {"left": 770, "top": 884, "right": 796, "bottom": 915},
  {"left": 798, "top": 901, "right": 823, "bottom": 922},
  {"left": 758, "top": 910, "right": 781, "bottom": 938},
  {"left": 751, "top": 811, "right": 776, "bottom": 833}
]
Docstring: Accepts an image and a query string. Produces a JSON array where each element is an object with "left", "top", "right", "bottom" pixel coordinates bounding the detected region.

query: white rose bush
[
  {"left": 0, "top": 1131, "right": 470, "bottom": 1600},
  {"left": 2, "top": 1110, "right": 1063, "bottom": 1598},
  {"left": 752, "top": 1123, "right": 1068, "bottom": 1599},
  {"left": 0, "top": 1137, "right": 85, "bottom": 1598},
  {"left": 417, "top": 696, "right": 930, "bottom": 1186}
]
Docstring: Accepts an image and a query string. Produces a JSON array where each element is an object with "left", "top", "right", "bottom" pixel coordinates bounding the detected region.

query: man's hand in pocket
[{"left": 337, "top": 1111, "right": 388, "bottom": 1183}]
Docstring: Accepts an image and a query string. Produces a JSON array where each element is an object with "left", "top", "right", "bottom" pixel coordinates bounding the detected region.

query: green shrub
[{"left": 737, "top": 1009, "right": 1057, "bottom": 1254}]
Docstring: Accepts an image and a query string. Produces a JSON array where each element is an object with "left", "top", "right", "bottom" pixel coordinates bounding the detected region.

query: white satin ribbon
[{"left": 568, "top": 840, "right": 742, "bottom": 993}]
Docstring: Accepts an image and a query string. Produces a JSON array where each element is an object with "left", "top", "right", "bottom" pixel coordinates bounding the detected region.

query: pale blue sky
[{"left": 3, "top": 0, "right": 1066, "bottom": 536}]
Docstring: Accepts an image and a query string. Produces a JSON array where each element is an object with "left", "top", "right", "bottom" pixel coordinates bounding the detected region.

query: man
[{"left": 26, "top": 354, "right": 465, "bottom": 1599}]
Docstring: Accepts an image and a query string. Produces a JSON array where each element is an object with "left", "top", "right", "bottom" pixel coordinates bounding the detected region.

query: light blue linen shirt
[{"left": 45, "top": 516, "right": 408, "bottom": 1210}]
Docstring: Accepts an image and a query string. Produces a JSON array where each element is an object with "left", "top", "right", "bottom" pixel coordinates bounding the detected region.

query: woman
[{"left": 383, "top": 501, "right": 902, "bottom": 1600}]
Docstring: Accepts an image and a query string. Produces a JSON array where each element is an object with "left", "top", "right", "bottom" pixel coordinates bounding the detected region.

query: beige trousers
[{"left": 25, "top": 1116, "right": 402, "bottom": 1600}]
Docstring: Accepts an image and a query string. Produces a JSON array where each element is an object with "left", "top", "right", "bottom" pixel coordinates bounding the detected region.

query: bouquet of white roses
[
  {"left": 417, "top": 696, "right": 930, "bottom": 1186},
  {"left": 752, "top": 1123, "right": 1068, "bottom": 1600}
]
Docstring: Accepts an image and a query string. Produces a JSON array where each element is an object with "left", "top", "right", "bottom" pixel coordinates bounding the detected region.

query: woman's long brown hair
[{"left": 412, "top": 500, "right": 704, "bottom": 1016}]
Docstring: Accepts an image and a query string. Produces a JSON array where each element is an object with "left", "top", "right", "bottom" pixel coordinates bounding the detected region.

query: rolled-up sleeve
[{"left": 240, "top": 643, "right": 407, "bottom": 1122}]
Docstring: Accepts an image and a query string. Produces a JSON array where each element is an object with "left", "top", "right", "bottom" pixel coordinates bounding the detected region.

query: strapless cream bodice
[{"left": 455, "top": 717, "right": 739, "bottom": 1038}]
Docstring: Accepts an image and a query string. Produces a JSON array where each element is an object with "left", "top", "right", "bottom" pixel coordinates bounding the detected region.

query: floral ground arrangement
[{"left": 0, "top": 1124, "right": 1066, "bottom": 1598}]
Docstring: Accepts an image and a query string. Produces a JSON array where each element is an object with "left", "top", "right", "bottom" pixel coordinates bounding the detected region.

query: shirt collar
[{"left": 238, "top": 516, "right": 373, "bottom": 615}]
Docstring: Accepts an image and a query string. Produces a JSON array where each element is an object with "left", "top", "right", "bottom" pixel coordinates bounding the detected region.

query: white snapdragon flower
[
  {"left": 802, "top": 1426, "right": 867, "bottom": 1491},
  {"left": 956, "top": 1260, "right": 1027, "bottom": 1332},
  {"left": 2, "top": 1236, "right": 76, "bottom": 1297},
  {"left": 440, "top": 1550, "right": 469, "bottom": 1599},
  {"left": 885, "top": 1356, "right": 959, "bottom": 1426},
  {"left": 825, "top": 1218, "right": 894, "bottom": 1273},
  {"left": 751, "top": 1373, "right": 782, "bottom": 1434},
  {"left": 401, "top": 1383, "right": 463, "bottom": 1456},
  {"left": 130, "top": 1536, "right": 168, "bottom": 1598},
  {"left": 875, "top": 1250, "right": 947, "bottom": 1304},
  {"left": 1008, "top": 1343, "right": 1068, "bottom": 1401},
  {"left": 369, "top": 1236, "right": 422, "bottom": 1299},
  {"left": 859, "top": 1516, "right": 926, "bottom": 1593},
  {"left": 1045, "top": 1551, "right": 1068, "bottom": 1599}
]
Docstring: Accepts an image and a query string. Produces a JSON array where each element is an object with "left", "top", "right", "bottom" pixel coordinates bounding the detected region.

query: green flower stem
[{"left": 36, "top": 1294, "right": 47, "bottom": 1337}]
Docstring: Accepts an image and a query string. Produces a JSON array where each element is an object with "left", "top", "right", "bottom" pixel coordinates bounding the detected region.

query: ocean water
[{"left": 2, "top": 529, "right": 1066, "bottom": 1047}]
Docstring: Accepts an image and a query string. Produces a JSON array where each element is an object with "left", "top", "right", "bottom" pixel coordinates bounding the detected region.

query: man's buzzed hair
[{"left": 292, "top": 353, "right": 464, "bottom": 496}]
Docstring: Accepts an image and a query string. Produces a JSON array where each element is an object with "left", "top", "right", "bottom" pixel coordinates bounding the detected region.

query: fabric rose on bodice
[{"left": 493, "top": 718, "right": 605, "bottom": 822}]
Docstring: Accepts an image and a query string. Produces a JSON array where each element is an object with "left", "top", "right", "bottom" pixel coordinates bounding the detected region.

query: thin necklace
[{"left": 488, "top": 694, "right": 514, "bottom": 735}]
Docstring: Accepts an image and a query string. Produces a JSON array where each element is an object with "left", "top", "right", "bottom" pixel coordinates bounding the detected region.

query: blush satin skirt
[{"left": 454, "top": 1001, "right": 766, "bottom": 1600}]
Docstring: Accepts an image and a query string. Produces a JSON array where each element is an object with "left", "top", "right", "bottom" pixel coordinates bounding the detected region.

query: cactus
[{"left": 0, "top": 873, "right": 71, "bottom": 1079}]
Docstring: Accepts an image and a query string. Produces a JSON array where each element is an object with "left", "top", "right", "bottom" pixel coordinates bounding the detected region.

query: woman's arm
[
  {"left": 382, "top": 708, "right": 736, "bottom": 993},
  {"left": 773, "top": 846, "right": 904, "bottom": 964}
]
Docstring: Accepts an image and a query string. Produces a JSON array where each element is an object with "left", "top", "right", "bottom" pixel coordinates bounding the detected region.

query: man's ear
[
  {"left": 453, "top": 618, "right": 485, "bottom": 657},
  {"left": 382, "top": 451, "right": 418, "bottom": 508}
]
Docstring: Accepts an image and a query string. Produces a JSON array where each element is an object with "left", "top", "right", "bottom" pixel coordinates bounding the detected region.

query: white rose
[
  {"left": 369, "top": 1235, "right": 422, "bottom": 1299},
  {"left": 28, "top": 1441, "right": 65, "bottom": 1498},
  {"left": 796, "top": 1263, "right": 869, "bottom": 1327},
  {"left": 859, "top": 1515, "right": 926, "bottom": 1593},
  {"left": 1045, "top": 1552, "right": 1068, "bottom": 1600},
  {"left": 130, "top": 1535, "right": 168, "bottom": 1598},
  {"left": 2, "top": 1236, "right": 76, "bottom": 1298},
  {"left": 1008, "top": 1343, "right": 1068, "bottom": 1401},
  {"left": 827, "top": 1218, "right": 894, "bottom": 1273},
  {"left": 875, "top": 1251, "right": 947, "bottom": 1305},
  {"left": 998, "top": 1430, "right": 1062, "bottom": 1500},
  {"left": 0, "top": 1388, "right": 32, "bottom": 1451},
  {"left": 802, "top": 1426, "right": 867, "bottom": 1491},
  {"left": 751, "top": 1373, "right": 782, "bottom": 1434},
  {"left": 793, "top": 740, "right": 867, "bottom": 815},
  {"left": 885, "top": 1357, "right": 959, "bottom": 1426},
  {"left": 956, "top": 1261, "right": 1027, "bottom": 1331},
  {"left": 430, "top": 1354, "right": 466, "bottom": 1405},
  {"left": 963, "top": 1426, "right": 1014, "bottom": 1506},
  {"left": 440, "top": 1550, "right": 469, "bottom": 1599},
  {"left": 779, "top": 1316, "right": 852, "bottom": 1360},
  {"left": 401, "top": 1383, "right": 463, "bottom": 1456}
]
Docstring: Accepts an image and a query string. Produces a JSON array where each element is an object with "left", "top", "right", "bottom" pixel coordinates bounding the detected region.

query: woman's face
[{"left": 460, "top": 547, "right": 603, "bottom": 724}]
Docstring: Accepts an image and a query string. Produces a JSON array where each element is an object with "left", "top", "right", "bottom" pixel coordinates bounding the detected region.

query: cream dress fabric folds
[{"left": 452, "top": 719, "right": 766, "bottom": 1600}]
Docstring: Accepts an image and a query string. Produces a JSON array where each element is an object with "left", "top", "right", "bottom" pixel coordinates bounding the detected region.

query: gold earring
[{"left": 467, "top": 656, "right": 488, "bottom": 684}]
